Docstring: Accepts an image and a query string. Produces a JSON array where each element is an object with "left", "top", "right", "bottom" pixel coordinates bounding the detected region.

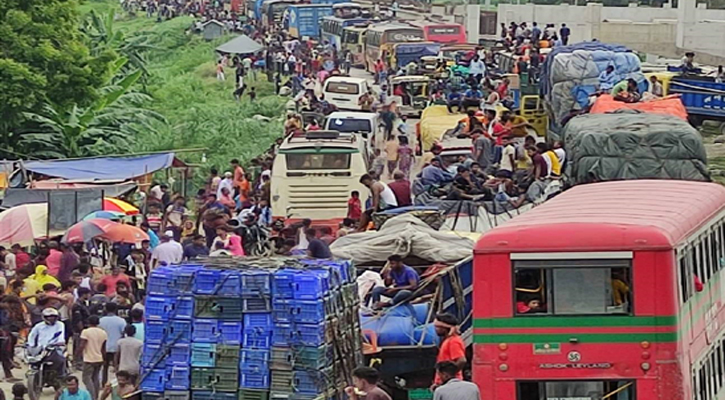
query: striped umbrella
[
  {"left": 62, "top": 219, "right": 118, "bottom": 244},
  {"left": 103, "top": 197, "right": 140, "bottom": 215},
  {"left": 82, "top": 210, "right": 126, "bottom": 221}
]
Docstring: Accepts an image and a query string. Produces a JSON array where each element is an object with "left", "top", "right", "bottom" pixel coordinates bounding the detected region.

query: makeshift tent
[
  {"left": 590, "top": 94, "right": 688, "bottom": 121},
  {"left": 562, "top": 111, "right": 710, "bottom": 185},
  {"left": 22, "top": 153, "right": 182, "bottom": 181},
  {"left": 2, "top": 183, "right": 136, "bottom": 208},
  {"left": 216, "top": 35, "right": 263, "bottom": 55}
]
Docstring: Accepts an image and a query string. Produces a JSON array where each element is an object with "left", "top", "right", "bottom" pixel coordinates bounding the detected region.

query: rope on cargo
[{"left": 671, "top": 80, "right": 725, "bottom": 96}]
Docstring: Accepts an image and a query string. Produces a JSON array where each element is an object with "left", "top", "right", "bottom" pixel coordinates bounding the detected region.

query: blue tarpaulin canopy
[{"left": 23, "top": 153, "right": 181, "bottom": 181}]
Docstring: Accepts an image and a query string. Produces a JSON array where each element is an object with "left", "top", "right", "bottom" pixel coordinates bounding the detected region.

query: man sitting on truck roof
[
  {"left": 371, "top": 254, "right": 419, "bottom": 309},
  {"left": 358, "top": 174, "right": 399, "bottom": 232}
]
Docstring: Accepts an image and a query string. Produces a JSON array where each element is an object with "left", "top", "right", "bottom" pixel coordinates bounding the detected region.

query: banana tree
[{"left": 20, "top": 59, "right": 166, "bottom": 158}]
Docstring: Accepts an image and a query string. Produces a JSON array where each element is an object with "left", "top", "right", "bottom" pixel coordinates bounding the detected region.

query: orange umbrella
[
  {"left": 99, "top": 223, "right": 149, "bottom": 244},
  {"left": 103, "top": 198, "right": 140, "bottom": 215}
]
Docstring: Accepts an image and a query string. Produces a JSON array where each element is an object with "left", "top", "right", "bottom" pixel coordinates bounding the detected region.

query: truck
[
  {"left": 668, "top": 74, "right": 725, "bottom": 133},
  {"left": 285, "top": 4, "right": 334, "bottom": 39}
]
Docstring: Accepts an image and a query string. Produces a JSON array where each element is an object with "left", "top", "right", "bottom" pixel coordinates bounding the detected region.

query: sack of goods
[
  {"left": 540, "top": 42, "right": 646, "bottom": 128},
  {"left": 140, "top": 258, "right": 362, "bottom": 400}
]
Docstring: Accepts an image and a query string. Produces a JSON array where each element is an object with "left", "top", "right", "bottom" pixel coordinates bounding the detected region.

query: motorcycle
[{"left": 25, "top": 332, "right": 67, "bottom": 400}]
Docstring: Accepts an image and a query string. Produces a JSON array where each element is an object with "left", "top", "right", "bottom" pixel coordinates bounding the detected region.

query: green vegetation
[{"left": 2, "top": 0, "right": 286, "bottom": 175}]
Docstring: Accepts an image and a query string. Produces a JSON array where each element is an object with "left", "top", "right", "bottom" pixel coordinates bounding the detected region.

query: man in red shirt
[
  {"left": 11, "top": 244, "right": 31, "bottom": 270},
  {"left": 45, "top": 241, "right": 63, "bottom": 277},
  {"left": 387, "top": 171, "right": 412, "bottom": 207},
  {"left": 433, "top": 313, "right": 466, "bottom": 387},
  {"left": 100, "top": 266, "right": 131, "bottom": 297}
]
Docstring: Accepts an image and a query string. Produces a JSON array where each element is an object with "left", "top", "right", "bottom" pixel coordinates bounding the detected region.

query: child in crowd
[{"left": 347, "top": 191, "right": 362, "bottom": 222}]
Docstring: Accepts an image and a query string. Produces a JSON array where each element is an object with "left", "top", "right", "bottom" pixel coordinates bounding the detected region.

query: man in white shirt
[
  {"left": 150, "top": 231, "right": 183, "bottom": 269},
  {"left": 468, "top": 55, "right": 486, "bottom": 83},
  {"left": 28, "top": 308, "right": 66, "bottom": 376},
  {"left": 0, "top": 246, "right": 15, "bottom": 278},
  {"left": 497, "top": 136, "right": 516, "bottom": 179},
  {"left": 217, "top": 172, "right": 234, "bottom": 199}
]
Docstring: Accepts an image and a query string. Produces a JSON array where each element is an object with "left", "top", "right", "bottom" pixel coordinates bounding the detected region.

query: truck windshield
[{"left": 285, "top": 153, "right": 351, "bottom": 170}]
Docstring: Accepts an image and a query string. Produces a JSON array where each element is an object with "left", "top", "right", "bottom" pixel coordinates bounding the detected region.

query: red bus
[
  {"left": 472, "top": 180, "right": 725, "bottom": 400},
  {"left": 408, "top": 21, "right": 466, "bottom": 44}
]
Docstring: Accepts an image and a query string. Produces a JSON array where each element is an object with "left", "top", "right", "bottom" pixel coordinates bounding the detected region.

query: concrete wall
[{"left": 492, "top": 2, "right": 725, "bottom": 64}]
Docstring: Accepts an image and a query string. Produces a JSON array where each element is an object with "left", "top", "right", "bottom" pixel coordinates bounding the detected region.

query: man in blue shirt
[
  {"left": 560, "top": 23, "right": 571, "bottom": 45},
  {"left": 446, "top": 88, "right": 463, "bottom": 113},
  {"left": 371, "top": 254, "right": 420, "bottom": 308},
  {"left": 462, "top": 86, "right": 483, "bottom": 109},
  {"left": 419, "top": 157, "right": 455, "bottom": 187},
  {"left": 598, "top": 65, "right": 617, "bottom": 93},
  {"left": 56, "top": 376, "right": 92, "bottom": 400}
]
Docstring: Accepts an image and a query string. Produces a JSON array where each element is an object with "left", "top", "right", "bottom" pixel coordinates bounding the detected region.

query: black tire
[{"left": 27, "top": 371, "right": 41, "bottom": 400}]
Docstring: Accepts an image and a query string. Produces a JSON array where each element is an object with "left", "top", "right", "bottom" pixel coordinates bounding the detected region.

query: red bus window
[
  {"left": 516, "top": 380, "right": 635, "bottom": 400},
  {"left": 514, "top": 259, "right": 632, "bottom": 316}
]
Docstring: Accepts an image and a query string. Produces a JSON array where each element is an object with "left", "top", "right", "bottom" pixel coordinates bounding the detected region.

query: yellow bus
[
  {"left": 342, "top": 25, "right": 368, "bottom": 67},
  {"left": 363, "top": 22, "right": 424, "bottom": 73},
  {"left": 271, "top": 131, "right": 369, "bottom": 226}
]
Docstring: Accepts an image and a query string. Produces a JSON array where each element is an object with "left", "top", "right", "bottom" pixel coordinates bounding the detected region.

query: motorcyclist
[{"left": 27, "top": 307, "right": 66, "bottom": 376}]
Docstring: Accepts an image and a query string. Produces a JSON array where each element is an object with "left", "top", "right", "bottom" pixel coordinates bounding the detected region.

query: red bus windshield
[{"left": 423, "top": 25, "right": 466, "bottom": 44}]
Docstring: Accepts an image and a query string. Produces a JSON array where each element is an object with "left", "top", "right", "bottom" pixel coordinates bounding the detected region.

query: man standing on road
[
  {"left": 432, "top": 313, "right": 466, "bottom": 387},
  {"left": 99, "top": 303, "right": 126, "bottom": 386},
  {"left": 150, "top": 231, "right": 183, "bottom": 269},
  {"left": 79, "top": 315, "right": 106, "bottom": 400},
  {"left": 433, "top": 362, "right": 480, "bottom": 400},
  {"left": 559, "top": 23, "right": 571, "bottom": 45}
]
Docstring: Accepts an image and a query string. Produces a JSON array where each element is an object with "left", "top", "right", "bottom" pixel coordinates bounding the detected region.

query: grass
[{"left": 82, "top": 1, "right": 286, "bottom": 175}]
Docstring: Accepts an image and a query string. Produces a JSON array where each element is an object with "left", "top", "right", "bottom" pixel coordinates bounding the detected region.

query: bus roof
[
  {"left": 408, "top": 20, "right": 463, "bottom": 28},
  {"left": 474, "top": 180, "right": 725, "bottom": 254},
  {"left": 324, "top": 76, "right": 368, "bottom": 84},
  {"left": 366, "top": 22, "right": 420, "bottom": 32},
  {"left": 280, "top": 131, "right": 360, "bottom": 150}
]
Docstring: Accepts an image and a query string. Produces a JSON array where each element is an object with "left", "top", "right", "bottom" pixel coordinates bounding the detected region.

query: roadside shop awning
[
  {"left": 22, "top": 153, "right": 183, "bottom": 181},
  {"left": 216, "top": 35, "right": 263, "bottom": 55}
]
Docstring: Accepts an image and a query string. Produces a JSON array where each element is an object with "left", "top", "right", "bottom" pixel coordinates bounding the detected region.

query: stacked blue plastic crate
[{"left": 140, "top": 259, "right": 360, "bottom": 400}]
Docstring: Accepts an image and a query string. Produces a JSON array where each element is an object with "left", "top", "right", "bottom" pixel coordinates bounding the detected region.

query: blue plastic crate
[
  {"left": 218, "top": 321, "right": 243, "bottom": 345},
  {"left": 146, "top": 320, "right": 170, "bottom": 344},
  {"left": 243, "top": 297, "right": 271, "bottom": 313},
  {"left": 142, "top": 344, "right": 166, "bottom": 368},
  {"left": 293, "top": 270, "right": 329, "bottom": 300},
  {"left": 147, "top": 268, "right": 174, "bottom": 296},
  {"left": 244, "top": 313, "right": 273, "bottom": 331},
  {"left": 172, "top": 296, "right": 195, "bottom": 320},
  {"left": 192, "top": 319, "right": 219, "bottom": 343},
  {"left": 272, "top": 323, "right": 326, "bottom": 347},
  {"left": 292, "top": 300, "right": 326, "bottom": 324},
  {"left": 142, "top": 393, "right": 163, "bottom": 400},
  {"left": 240, "top": 349, "right": 269, "bottom": 372},
  {"left": 243, "top": 329, "right": 272, "bottom": 349},
  {"left": 191, "top": 343, "right": 216, "bottom": 368},
  {"left": 241, "top": 270, "right": 271, "bottom": 297},
  {"left": 194, "top": 269, "right": 241, "bottom": 296},
  {"left": 169, "top": 319, "right": 192, "bottom": 343},
  {"left": 168, "top": 344, "right": 191, "bottom": 366},
  {"left": 192, "top": 392, "right": 237, "bottom": 400},
  {"left": 140, "top": 369, "right": 166, "bottom": 392},
  {"left": 273, "top": 269, "right": 296, "bottom": 299},
  {"left": 272, "top": 299, "right": 292, "bottom": 323},
  {"left": 172, "top": 265, "right": 202, "bottom": 294},
  {"left": 293, "top": 368, "right": 332, "bottom": 394},
  {"left": 165, "top": 366, "right": 190, "bottom": 390},
  {"left": 146, "top": 297, "right": 175, "bottom": 321},
  {"left": 240, "top": 368, "right": 270, "bottom": 389}
]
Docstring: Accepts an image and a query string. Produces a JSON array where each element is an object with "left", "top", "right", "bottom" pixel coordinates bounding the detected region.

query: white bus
[{"left": 271, "top": 131, "right": 370, "bottom": 225}]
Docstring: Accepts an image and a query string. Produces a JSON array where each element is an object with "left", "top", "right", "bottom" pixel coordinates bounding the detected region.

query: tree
[
  {"left": 0, "top": 0, "right": 115, "bottom": 148},
  {"left": 81, "top": 9, "right": 152, "bottom": 78},
  {"left": 20, "top": 59, "right": 166, "bottom": 158}
]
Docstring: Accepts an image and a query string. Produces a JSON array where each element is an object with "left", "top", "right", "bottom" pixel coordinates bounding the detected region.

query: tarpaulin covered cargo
[
  {"left": 540, "top": 42, "right": 646, "bottom": 128},
  {"left": 562, "top": 112, "right": 710, "bottom": 185},
  {"left": 393, "top": 43, "right": 441, "bottom": 69},
  {"left": 590, "top": 94, "right": 688, "bottom": 121}
]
